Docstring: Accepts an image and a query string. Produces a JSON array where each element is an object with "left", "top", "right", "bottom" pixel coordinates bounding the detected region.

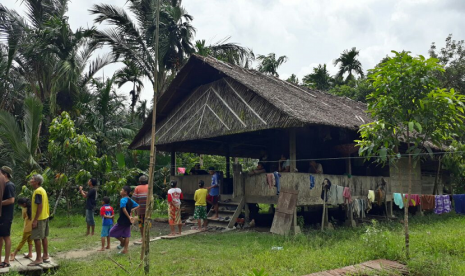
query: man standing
[
  {"left": 0, "top": 166, "right": 15, "bottom": 268},
  {"left": 28, "top": 174, "right": 50, "bottom": 266},
  {"left": 79, "top": 178, "right": 98, "bottom": 236},
  {"left": 206, "top": 167, "right": 220, "bottom": 219},
  {"left": 132, "top": 175, "right": 149, "bottom": 242}
]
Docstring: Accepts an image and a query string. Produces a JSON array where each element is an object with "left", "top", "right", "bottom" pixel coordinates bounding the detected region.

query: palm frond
[{"left": 23, "top": 94, "right": 43, "bottom": 155}]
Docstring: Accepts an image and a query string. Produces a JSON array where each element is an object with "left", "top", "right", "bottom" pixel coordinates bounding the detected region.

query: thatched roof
[{"left": 129, "top": 54, "right": 370, "bottom": 152}]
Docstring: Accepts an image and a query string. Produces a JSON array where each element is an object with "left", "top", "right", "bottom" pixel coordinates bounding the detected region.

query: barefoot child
[
  {"left": 10, "top": 198, "right": 33, "bottom": 261},
  {"left": 167, "top": 181, "right": 183, "bottom": 236},
  {"left": 193, "top": 180, "right": 208, "bottom": 231},
  {"left": 109, "top": 186, "right": 139, "bottom": 254},
  {"left": 98, "top": 197, "right": 114, "bottom": 251}
]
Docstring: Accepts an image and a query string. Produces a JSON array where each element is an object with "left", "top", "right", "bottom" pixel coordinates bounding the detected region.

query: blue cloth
[
  {"left": 101, "top": 225, "right": 112, "bottom": 237},
  {"left": 393, "top": 193, "right": 404, "bottom": 209},
  {"left": 209, "top": 173, "right": 220, "bottom": 196},
  {"left": 309, "top": 175, "right": 315, "bottom": 190},
  {"left": 453, "top": 194, "right": 465, "bottom": 214},
  {"left": 120, "top": 197, "right": 139, "bottom": 209},
  {"left": 273, "top": 171, "right": 281, "bottom": 195}
]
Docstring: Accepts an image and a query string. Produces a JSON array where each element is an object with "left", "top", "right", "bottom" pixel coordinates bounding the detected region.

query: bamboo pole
[
  {"left": 321, "top": 189, "right": 326, "bottom": 231},
  {"left": 142, "top": 0, "right": 161, "bottom": 273}
]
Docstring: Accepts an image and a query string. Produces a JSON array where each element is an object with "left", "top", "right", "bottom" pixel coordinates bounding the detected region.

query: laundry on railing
[
  {"left": 420, "top": 195, "right": 435, "bottom": 211},
  {"left": 452, "top": 194, "right": 465, "bottom": 214},
  {"left": 273, "top": 171, "right": 281, "bottom": 195},
  {"left": 404, "top": 194, "right": 421, "bottom": 207},
  {"left": 309, "top": 175, "right": 315, "bottom": 189},
  {"left": 393, "top": 193, "right": 404, "bottom": 209},
  {"left": 434, "top": 195, "right": 451, "bottom": 214},
  {"left": 343, "top": 187, "right": 352, "bottom": 204}
]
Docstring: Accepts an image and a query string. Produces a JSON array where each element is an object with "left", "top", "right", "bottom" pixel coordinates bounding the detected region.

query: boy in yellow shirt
[{"left": 193, "top": 180, "right": 208, "bottom": 231}]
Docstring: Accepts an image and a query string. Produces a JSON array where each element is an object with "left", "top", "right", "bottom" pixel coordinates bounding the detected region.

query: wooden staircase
[{"left": 207, "top": 196, "right": 244, "bottom": 229}]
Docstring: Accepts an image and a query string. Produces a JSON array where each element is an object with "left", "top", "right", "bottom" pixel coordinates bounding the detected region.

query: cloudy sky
[{"left": 3, "top": 0, "right": 465, "bottom": 102}]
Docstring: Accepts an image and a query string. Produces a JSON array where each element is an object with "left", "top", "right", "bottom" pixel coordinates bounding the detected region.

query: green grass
[{"left": 6, "top": 212, "right": 465, "bottom": 275}]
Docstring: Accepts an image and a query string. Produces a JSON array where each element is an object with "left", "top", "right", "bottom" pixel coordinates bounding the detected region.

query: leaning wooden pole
[{"left": 142, "top": 0, "right": 161, "bottom": 273}]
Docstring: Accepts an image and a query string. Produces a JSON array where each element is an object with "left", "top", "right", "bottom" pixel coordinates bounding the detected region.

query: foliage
[
  {"left": 0, "top": 94, "right": 43, "bottom": 184},
  {"left": 286, "top": 74, "right": 299, "bottom": 84},
  {"left": 195, "top": 37, "right": 255, "bottom": 68},
  {"left": 257, "top": 53, "right": 288, "bottom": 77},
  {"left": 429, "top": 34, "right": 465, "bottom": 94},
  {"left": 334, "top": 47, "right": 364, "bottom": 83},
  {"left": 114, "top": 60, "right": 145, "bottom": 114},
  {"left": 442, "top": 141, "right": 465, "bottom": 193},
  {"left": 303, "top": 64, "right": 333, "bottom": 91},
  {"left": 248, "top": 268, "right": 269, "bottom": 276},
  {"left": 327, "top": 78, "right": 373, "bottom": 102}
]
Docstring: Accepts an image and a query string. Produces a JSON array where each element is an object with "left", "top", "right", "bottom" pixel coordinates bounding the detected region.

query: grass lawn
[{"left": 4, "top": 212, "right": 465, "bottom": 276}]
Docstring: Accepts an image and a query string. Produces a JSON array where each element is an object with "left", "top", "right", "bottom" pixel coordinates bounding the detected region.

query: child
[
  {"left": 98, "top": 196, "right": 114, "bottom": 251},
  {"left": 109, "top": 186, "right": 139, "bottom": 254},
  {"left": 193, "top": 180, "right": 208, "bottom": 231},
  {"left": 10, "top": 198, "right": 33, "bottom": 261},
  {"left": 167, "top": 181, "right": 183, "bottom": 236}
]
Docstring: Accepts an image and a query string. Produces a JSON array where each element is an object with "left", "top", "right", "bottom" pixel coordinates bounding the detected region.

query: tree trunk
[
  {"left": 51, "top": 188, "right": 63, "bottom": 217},
  {"left": 432, "top": 156, "right": 442, "bottom": 195},
  {"left": 142, "top": 0, "right": 160, "bottom": 273},
  {"left": 404, "top": 130, "right": 412, "bottom": 259}
]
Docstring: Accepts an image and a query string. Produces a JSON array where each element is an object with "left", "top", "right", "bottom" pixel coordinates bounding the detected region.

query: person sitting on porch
[
  {"left": 189, "top": 163, "right": 201, "bottom": 175},
  {"left": 308, "top": 160, "right": 324, "bottom": 174},
  {"left": 206, "top": 167, "right": 220, "bottom": 219},
  {"left": 248, "top": 162, "right": 267, "bottom": 176},
  {"left": 279, "top": 154, "right": 290, "bottom": 172}
]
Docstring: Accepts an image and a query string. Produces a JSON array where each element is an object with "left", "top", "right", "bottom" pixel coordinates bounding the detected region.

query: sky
[{"left": 3, "top": 0, "right": 465, "bottom": 102}]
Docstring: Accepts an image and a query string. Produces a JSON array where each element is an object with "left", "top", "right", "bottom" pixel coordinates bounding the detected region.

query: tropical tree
[
  {"left": 195, "top": 37, "right": 255, "bottom": 68},
  {"left": 0, "top": 94, "right": 43, "bottom": 183},
  {"left": 115, "top": 60, "right": 145, "bottom": 114},
  {"left": 303, "top": 64, "right": 333, "bottom": 90},
  {"left": 328, "top": 78, "right": 373, "bottom": 102},
  {"left": 286, "top": 74, "right": 299, "bottom": 84},
  {"left": 356, "top": 51, "right": 465, "bottom": 259},
  {"left": 334, "top": 47, "right": 364, "bottom": 83},
  {"left": 257, "top": 53, "right": 288, "bottom": 77}
]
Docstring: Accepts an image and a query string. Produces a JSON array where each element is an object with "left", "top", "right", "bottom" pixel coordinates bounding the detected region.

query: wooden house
[{"left": 129, "top": 54, "right": 444, "bottom": 228}]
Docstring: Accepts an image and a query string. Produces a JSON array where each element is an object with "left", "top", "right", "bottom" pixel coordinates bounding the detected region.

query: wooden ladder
[{"left": 207, "top": 196, "right": 244, "bottom": 229}]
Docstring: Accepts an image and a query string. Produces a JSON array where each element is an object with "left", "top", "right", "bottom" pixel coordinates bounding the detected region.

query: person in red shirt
[
  {"left": 98, "top": 197, "right": 114, "bottom": 251},
  {"left": 132, "top": 175, "right": 149, "bottom": 242}
]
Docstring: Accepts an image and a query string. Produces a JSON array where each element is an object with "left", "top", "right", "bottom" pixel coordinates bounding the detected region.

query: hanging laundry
[
  {"left": 273, "top": 172, "right": 281, "bottom": 195},
  {"left": 309, "top": 175, "right": 315, "bottom": 190},
  {"left": 434, "top": 195, "right": 451, "bottom": 214},
  {"left": 368, "top": 190, "right": 375, "bottom": 203},
  {"left": 452, "top": 194, "right": 465, "bottom": 214},
  {"left": 320, "top": 179, "right": 332, "bottom": 202},
  {"left": 404, "top": 194, "right": 421, "bottom": 207},
  {"left": 336, "top": 185, "right": 345, "bottom": 205},
  {"left": 375, "top": 189, "right": 385, "bottom": 206},
  {"left": 327, "top": 185, "right": 338, "bottom": 205},
  {"left": 420, "top": 195, "right": 435, "bottom": 211},
  {"left": 393, "top": 193, "right": 404, "bottom": 209},
  {"left": 343, "top": 187, "right": 352, "bottom": 204}
]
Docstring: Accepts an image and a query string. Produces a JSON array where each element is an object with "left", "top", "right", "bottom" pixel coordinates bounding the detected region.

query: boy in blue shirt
[{"left": 98, "top": 196, "right": 114, "bottom": 251}]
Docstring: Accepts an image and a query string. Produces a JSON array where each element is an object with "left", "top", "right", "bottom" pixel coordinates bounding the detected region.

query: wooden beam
[
  {"left": 170, "top": 150, "right": 176, "bottom": 176},
  {"left": 226, "top": 150, "right": 231, "bottom": 179},
  {"left": 290, "top": 128, "right": 296, "bottom": 172}
]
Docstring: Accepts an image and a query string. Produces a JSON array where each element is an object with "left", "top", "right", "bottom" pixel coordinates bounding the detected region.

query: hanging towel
[
  {"left": 420, "top": 195, "right": 435, "bottom": 211},
  {"left": 368, "top": 190, "right": 375, "bottom": 203},
  {"left": 273, "top": 172, "right": 281, "bottom": 195},
  {"left": 452, "top": 194, "right": 465, "bottom": 214},
  {"left": 336, "top": 185, "right": 345, "bottom": 205},
  {"left": 343, "top": 187, "right": 352, "bottom": 204},
  {"left": 443, "top": 195, "right": 451, "bottom": 213},
  {"left": 266, "top": 174, "right": 274, "bottom": 189},
  {"left": 393, "top": 193, "right": 404, "bottom": 209},
  {"left": 327, "top": 185, "right": 338, "bottom": 205},
  {"left": 309, "top": 175, "right": 315, "bottom": 190},
  {"left": 404, "top": 194, "right": 421, "bottom": 207},
  {"left": 434, "top": 195, "right": 451, "bottom": 214},
  {"left": 321, "top": 182, "right": 331, "bottom": 202}
]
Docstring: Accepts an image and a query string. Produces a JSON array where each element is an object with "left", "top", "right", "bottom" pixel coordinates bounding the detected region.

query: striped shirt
[{"left": 132, "top": 184, "right": 148, "bottom": 215}]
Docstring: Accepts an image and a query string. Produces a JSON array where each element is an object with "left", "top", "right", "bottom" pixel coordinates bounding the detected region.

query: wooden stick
[
  {"left": 108, "top": 256, "right": 131, "bottom": 274},
  {"left": 321, "top": 189, "right": 326, "bottom": 231}
]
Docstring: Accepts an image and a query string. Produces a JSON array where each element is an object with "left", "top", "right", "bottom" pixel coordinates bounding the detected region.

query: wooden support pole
[
  {"left": 289, "top": 129, "right": 296, "bottom": 172},
  {"left": 170, "top": 149, "right": 176, "bottom": 176},
  {"left": 226, "top": 151, "right": 231, "bottom": 179}
]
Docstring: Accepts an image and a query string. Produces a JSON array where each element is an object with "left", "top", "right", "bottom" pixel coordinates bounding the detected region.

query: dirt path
[{"left": 55, "top": 221, "right": 171, "bottom": 260}]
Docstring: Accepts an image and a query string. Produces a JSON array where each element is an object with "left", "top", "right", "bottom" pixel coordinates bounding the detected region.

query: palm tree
[
  {"left": 115, "top": 60, "right": 145, "bottom": 114},
  {"left": 333, "top": 47, "right": 364, "bottom": 83},
  {"left": 0, "top": 94, "right": 43, "bottom": 182},
  {"left": 257, "top": 53, "right": 288, "bottom": 77},
  {"left": 303, "top": 64, "right": 334, "bottom": 91},
  {"left": 195, "top": 37, "right": 255, "bottom": 68},
  {"left": 0, "top": 1, "right": 112, "bottom": 115}
]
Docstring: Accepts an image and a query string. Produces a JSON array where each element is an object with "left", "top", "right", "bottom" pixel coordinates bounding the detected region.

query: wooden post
[
  {"left": 170, "top": 149, "right": 176, "bottom": 176},
  {"left": 321, "top": 189, "right": 327, "bottom": 231},
  {"left": 226, "top": 152, "right": 231, "bottom": 179},
  {"left": 289, "top": 129, "right": 296, "bottom": 172}
]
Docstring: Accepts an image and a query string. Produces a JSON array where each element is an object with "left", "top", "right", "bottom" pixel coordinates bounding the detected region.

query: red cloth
[
  {"left": 177, "top": 167, "right": 186, "bottom": 174},
  {"left": 404, "top": 194, "right": 421, "bottom": 207},
  {"left": 99, "top": 205, "right": 114, "bottom": 217},
  {"left": 343, "top": 187, "right": 352, "bottom": 204}
]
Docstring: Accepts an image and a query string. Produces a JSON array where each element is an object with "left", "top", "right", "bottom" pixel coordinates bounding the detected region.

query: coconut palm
[
  {"left": 286, "top": 74, "right": 299, "bottom": 84},
  {"left": 195, "top": 37, "right": 255, "bottom": 68},
  {"left": 115, "top": 60, "right": 145, "bottom": 114},
  {"left": 303, "top": 64, "right": 334, "bottom": 91},
  {"left": 0, "top": 94, "right": 43, "bottom": 182},
  {"left": 333, "top": 47, "right": 364, "bottom": 82},
  {"left": 257, "top": 53, "right": 288, "bottom": 77}
]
